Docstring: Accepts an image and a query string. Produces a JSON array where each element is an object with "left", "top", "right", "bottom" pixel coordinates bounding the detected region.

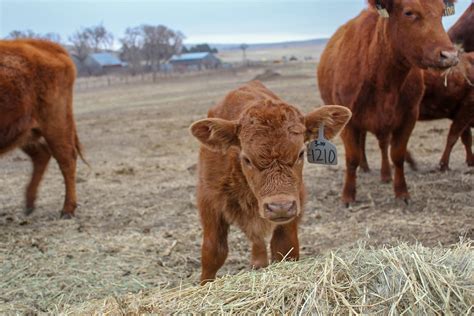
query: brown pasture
[{"left": 0, "top": 61, "right": 472, "bottom": 313}]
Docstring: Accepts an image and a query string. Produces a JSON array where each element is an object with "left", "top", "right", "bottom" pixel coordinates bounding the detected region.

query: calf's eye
[
  {"left": 298, "top": 150, "right": 305, "bottom": 160},
  {"left": 242, "top": 156, "right": 252, "bottom": 166}
]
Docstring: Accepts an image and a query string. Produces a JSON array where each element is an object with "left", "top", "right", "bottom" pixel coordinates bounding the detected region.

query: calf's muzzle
[{"left": 264, "top": 200, "right": 297, "bottom": 222}]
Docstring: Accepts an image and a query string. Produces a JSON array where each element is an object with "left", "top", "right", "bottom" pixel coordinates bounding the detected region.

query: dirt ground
[{"left": 0, "top": 61, "right": 473, "bottom": 313}]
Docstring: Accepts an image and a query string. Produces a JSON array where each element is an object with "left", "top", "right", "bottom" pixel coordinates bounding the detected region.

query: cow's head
[
  {"left": 191, "top": 102, "right": 351, "bottom": 224},
  {"left": 369, "top": 0, "right": 459, "bottom": 69}
]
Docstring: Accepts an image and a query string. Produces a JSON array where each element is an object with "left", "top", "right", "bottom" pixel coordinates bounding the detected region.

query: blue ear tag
[
  {"left": 307, "top": 124, "right": 338, "bottom": 165},
  {"left": 443, "top": 1, "right": 455, "bottom": 17}
]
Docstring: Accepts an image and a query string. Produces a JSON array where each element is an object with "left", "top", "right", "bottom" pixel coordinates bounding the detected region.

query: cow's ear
[
  {"left": 190, "top": 118, "right": 240, "bottom": 152},
  {"left": 304, "top": 105, "right": 352, "bottom": 141}
]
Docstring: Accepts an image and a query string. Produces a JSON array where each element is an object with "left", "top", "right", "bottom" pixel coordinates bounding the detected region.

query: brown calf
[
  {"left": 318, "top": 0, "right": 458, "bottom": 205},
  {"left": 0, "top": 39, "right": 83, "bottom": 218},
  {"left": 190, "top": 81, "right": 351, "bottom": 284}
]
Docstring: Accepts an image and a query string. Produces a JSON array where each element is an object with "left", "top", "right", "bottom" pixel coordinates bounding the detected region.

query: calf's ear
[
  {"left": 190, "top": 118, "right": 240, "bottom": 152},
  {"left": 304, "top": 105, "right": 352, "bottom": 141}
]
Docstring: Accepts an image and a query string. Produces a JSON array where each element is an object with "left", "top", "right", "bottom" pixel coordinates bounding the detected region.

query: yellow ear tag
[
  {"left": 307, "top": 124, "right": 338, "bottom": 165},
  {"left": 376, "top": 4, "right": 389, "bottom": 18},
  {"left": 443, "top": 2, "right": 455, "bottom": 17}
]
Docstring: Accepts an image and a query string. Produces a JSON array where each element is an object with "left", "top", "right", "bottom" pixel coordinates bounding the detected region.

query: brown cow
[
  {"left": 360, "top": 3, "right": 474, "bottom": 172},
  {"left": 0, "top": 39, "right": 83, "bottom": 218},
  {"left": 318, "top": 0, "right": 459, "bottom": 206},
  {"left": 190, "top": 81, "right": 351, "bottom": 284},
  {"left": 449, "top": 3, "right": 474, "bottom": 52}
]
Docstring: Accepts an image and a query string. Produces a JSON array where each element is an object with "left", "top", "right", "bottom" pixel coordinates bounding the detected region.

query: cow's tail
[{"left": 75, "top": 131, "right": 90, "bottom": 168}]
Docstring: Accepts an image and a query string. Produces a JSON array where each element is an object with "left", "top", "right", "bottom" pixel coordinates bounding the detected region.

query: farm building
[
  {"left": 83, "top": 52, "right": 125, "bottom": 76},
  {"left": 169, "top": 52, "right": 221, "bottom": 71}
]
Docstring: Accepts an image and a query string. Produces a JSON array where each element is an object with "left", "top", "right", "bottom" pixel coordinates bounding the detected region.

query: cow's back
[
  {"left": 207, "top": 80, "right": 282, "bottom": 120},
  {"left": 318, "top": 9, "right": 378, "bottom": 108},
  {"left": 0, "top": 39, "right": 75, "bottom": 152}
]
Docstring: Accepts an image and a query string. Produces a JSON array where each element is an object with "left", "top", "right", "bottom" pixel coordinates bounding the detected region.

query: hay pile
[{"left": 66, "top": 241, "right": 473, "bottom": 315}]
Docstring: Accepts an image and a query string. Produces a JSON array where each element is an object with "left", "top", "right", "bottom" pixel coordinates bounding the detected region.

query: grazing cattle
[
  {"left": 318, "top": 0, "right": 458, "bottom": 205},
  {"left": 0, "top": 39, "right": 84, "bottom": 218},
  {"left": 190, "top": 81, "right": 351, "bottom": 284},
  {"left": 360, "top": 3, "right": 474, "bottom": 172}
]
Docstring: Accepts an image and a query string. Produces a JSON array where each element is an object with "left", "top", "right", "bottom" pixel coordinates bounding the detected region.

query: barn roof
[
  {"left": 170, "top": 52, "right": 212, "bottom": 62},
  {"left": 89, "top": 53, "right": 122, "bottom": 66}
]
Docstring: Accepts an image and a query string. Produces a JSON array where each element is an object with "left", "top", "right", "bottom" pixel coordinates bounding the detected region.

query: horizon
[{"left": 0, "top": 0, "right": 471, "bottom": 46}]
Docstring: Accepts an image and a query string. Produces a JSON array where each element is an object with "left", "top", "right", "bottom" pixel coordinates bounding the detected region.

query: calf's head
[
  {"left": 369, "top": 0, "right": 459, "bottom": 69},
  {"left": 191, "top": 102, "right": 351, "bottom": 224}
]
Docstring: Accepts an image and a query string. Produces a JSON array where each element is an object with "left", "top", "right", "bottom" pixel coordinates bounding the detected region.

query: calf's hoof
[
  {"left": 467, "top": 159, "right": 474, "bottom": 167},
  {"left": 395, "top": 193, "right": 410, "bottom": 206},
  {"left": 380, "top": 175, "right": 392, "bottom": 184},
  {"left": 24, "top": 207, "right": 35, "bottom": 216},
  {"left": 60, "top": 211, "right": 74, "bottom": 219}
]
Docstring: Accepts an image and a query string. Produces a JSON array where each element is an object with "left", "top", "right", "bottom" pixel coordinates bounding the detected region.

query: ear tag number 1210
[{"left": 307, "top": 124, "right": 338, "bottom": 165}]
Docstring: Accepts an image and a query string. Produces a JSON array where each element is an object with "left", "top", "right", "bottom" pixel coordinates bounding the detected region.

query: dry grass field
[{"left": 0, "top": 60, "right": 473, "bottom": 313}]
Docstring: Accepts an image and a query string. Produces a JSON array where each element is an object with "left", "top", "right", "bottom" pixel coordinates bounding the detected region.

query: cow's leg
[
  {"left": 359, "top": 131, "right": 370, "bottom": 173},
  {"left": 21, "top": 141, "right": 51, "bottom": 215},
  {"left": 200, "top": 212, "right": 229, "bottom": 285},
  {"left": 439, "top": 122, "right": 469, "bottom": 171},
  {"left": 341, "top": 125, "right": 361, "bottom": 206},
  {"left": 390, "top": 119, "right": 416, "bottom": 202},
  {"left": 251, "top": 238, "right": 268, "bottom": 269},
  {"left": 270, "top": 220, "right": 299, "bottom": 262},
  {"left": 405, "top": 149, "right": 418, "bottom": 171},
  {"left": 376, "top": 134, "right": 392, "bottom": 183},
  {"left": 41, "top": 125, "right": 78, "bottom": 218},
  {"left": 460, "top": 128, "right": 473, "bottom": 167}
]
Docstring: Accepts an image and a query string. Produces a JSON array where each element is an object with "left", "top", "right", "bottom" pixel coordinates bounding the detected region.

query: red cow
[
  {"left": 190, "top": 81, "right": 351, "bottom": 284},
  {"left": 449, "top": 3, "right": 474, "bottom": 52},
  {"left": 0, "top": 39, "right": 84, "bottom": 218},
  {"left": 318, "top": 0, "right": 459, "bottom": 206},
  {"left": 360, "top": 3, "right": 474, "bottom": 172}
]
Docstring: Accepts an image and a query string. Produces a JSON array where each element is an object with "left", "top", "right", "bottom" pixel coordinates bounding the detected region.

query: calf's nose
[
  {"left": 439, "top": 50, "right": 459, "bottom": 67},
  {"left": 264, "top": 201, "right": 297, "bottom": 220}
]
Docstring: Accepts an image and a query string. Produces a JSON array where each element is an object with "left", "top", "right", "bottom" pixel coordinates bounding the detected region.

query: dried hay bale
[
  {"left": 65, "top": 241, "right": 473, "bottom": 315},
  {"left": 252, "top": 69, "right": 281, "bottom": 82}
]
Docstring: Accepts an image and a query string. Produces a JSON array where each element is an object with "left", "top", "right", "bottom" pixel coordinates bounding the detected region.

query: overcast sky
[{"left": 0, "top": 0, "right": 471, "bottom": 45}]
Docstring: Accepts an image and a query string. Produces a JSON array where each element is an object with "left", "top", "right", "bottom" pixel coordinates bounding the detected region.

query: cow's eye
[
  {"left": 298, "top": 150, "right": 305, "bottom": 160},
  {"left": 404, "top": 11, "right": 417, "bottom": 19}
]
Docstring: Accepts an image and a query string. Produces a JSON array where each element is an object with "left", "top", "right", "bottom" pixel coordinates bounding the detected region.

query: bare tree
[
  {"left": 120, "top": 27, "right": 143, "bottom": 76},
  {"left": 85, "top": 23, "right": 114, "bottom": 52},
  {"left": 69, "top": 29, "right": 91, "bottom": 63},
  {"left": 141, "top": 24, "right": 184, "bottom": 82},
  {"left": 43, "top": 32, "right": 62, "bottom": 43},
  {"left": 8, "top": 29, "right": 38, "bottom": 39}
]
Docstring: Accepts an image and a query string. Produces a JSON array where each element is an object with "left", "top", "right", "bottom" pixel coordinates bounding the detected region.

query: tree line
[{"left": 7, "top": 24, "right": 220, "bottom": 79}]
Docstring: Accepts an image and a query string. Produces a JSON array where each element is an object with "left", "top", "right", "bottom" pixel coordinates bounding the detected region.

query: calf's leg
[
  {"left": 22, "top": 141, "right": 51, "bottom": 215},
  {"left": 270, "top": 220, "right": 299, "bottom": 262},
  {"left": 251, "top": 238, "right": 269, "bottom": 269},
  {"left": 200, "top": 212, "right": 229, "bottom": 285}
]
